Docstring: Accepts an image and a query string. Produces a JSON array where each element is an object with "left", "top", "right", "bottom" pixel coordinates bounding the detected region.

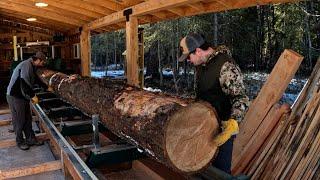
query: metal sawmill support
[{"left": 36, "top": 68, "right": 219, "bottom": 174}]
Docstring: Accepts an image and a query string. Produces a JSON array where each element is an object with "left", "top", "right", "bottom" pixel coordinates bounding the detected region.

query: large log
[{"left": 36, "top": 69, "right": 219, "bottom": 174}]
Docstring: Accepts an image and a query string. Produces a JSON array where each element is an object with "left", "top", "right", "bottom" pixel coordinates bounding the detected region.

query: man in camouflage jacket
[{"left": 178, "top": 33, "right": 250, "bottom": 173}]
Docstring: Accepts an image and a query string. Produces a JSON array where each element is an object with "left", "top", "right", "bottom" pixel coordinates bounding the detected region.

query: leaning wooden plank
[
  {"left": 308, "top": 157, "right": 320, "bottom": 180},
  {"left": 0, "top": 133, "right": 47, "bottom": 149},
  {"left": 232, "top": 49, "right": 303, "bottom": 166},
  {"left": 250, "top": 60, "right": 320, "bottom": 179},
  {"left": 245, "top": 114, "right": 289, "bottom": 177},
  {"left": 293, "top": 126, "right": 320, "bottom": 180},
  {"left": 268, "top": 90, "right": 320, "bottom": 179},
  {"left": 290, "top": 57, "right": 320, "bottom": 119},
  {"left": 278, "top": 94, "right": 320, "bottom": 179},
  {"left": 0, "top": 109, "right": 10, "bottom": 115},
  {"left": 0, "top": 160, "right": 61, "bottom": 179},
  {"left": 36, "top": 69, "right": 220, "bottom": 174},
  {"left": 258, "top": 91, "right": 320, "bottom": 179},
  {"left": 232, "top": 103, "right": 290, "bottom": 174},
  {"left": 252, "top": 113, "right": 296, "bottom": 179}
]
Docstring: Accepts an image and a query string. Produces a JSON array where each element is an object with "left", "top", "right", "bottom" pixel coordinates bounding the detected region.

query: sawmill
[{"left": 0, "top": 0, "right": 319, "bottom": 179}]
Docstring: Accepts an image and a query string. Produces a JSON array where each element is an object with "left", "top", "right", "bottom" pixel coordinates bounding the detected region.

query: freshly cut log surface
[{"left": 36, "top": 69, "right": 219, "bottom": 173}]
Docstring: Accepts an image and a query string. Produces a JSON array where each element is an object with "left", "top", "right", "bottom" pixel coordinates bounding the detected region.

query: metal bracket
[
  {"left": 31, "top": 103, "right": 98, "bottom": 179},
  {"left": 48, "top": 106, "right": 84, "bottom": 119},
  {"left": 86, "top": 144, "right": 144, "bottom": 168},
  {"left": 35, "top": 91, "right": 57, "bottom": 99},
  {"left": 123, "top": 8, "right": 133, "bottom": 22},
  {"left": 92, "top": 114, "right": 100, "bottom": 149}
]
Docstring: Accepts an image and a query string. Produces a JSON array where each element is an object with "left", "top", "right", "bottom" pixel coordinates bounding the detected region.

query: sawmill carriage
[{"left": 0, "top": 0, "right": 319, "bottom": 179}]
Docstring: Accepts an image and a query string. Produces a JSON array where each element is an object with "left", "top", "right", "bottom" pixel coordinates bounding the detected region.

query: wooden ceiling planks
[
  {"left": 0, "top": 13, "right": 68, "bottom": 33},
  {"left": 16, "top": 0, "right": 97, "bottom": 22},
  {"left": 0, "top": 9, "right": 74, "bottom": 32},
  {"left": 0, "top": 0, "right": 297, "bottom": 35},
  {"left": 0, "top": 0, "right": 83, "bottom": 26},
  {"left": 53, "top": 0, "right": 115, "bottom": 15},
  {"left": 41, "top": 0, "right": 105, "bottom": 18}
]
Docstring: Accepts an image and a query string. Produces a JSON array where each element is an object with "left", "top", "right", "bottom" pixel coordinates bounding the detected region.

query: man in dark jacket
[
  {"left": 178, "top": 33, "right": 250, "bottom": 173},
  {"left": 6, "top": 51, "right": 46, "bottom": 150}
]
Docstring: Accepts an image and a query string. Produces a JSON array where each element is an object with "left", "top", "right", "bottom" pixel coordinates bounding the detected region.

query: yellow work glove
[
  {"left": 47, "top": 86, "right": 54, "bottom": 92},
  {"left": 31, "top": 95, "right": 39, "bottom": 104},
  {"left": 213, "top": 119, "right": 239, "bottom": 147}
]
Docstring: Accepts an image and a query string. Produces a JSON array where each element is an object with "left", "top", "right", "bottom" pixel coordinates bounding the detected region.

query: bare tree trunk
[
  {"left": 171, "top": 21, "right": 179, "bottom": 93},
  {"left": 304, "top": 9, "right": 312, "bottom": 71},
  {"left": 213, "top": 13, "right": 218, "bottom": 46},
  {"left": 114, "top": 32, "right": 117, "bottom": 70},
  {"left": 105, "top": 36, "right": 109, "bottom": 77},
  {"left": 158, "top": 39, "right": 163, "bottom": 87}
]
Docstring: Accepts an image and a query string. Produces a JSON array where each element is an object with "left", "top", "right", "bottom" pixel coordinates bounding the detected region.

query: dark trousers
[
  {"left": 212, "top": 136, "right": 234, "bottom": 174},
  {"left": 6, "top": 95, "right": 35, "bottom": 144}
]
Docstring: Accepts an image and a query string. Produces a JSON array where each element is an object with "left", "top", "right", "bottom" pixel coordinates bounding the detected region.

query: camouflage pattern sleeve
[{"left": 219, "top": 61, "right": 250, "bottom": 123}]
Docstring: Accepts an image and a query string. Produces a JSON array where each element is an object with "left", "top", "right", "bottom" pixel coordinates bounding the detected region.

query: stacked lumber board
[
  {"left": 232, "top": 49, "right": 304, "bottom": 174},
  {"left": 236, "top": 57, "right": 320, "bottom": 179},
  {"left": 243, "top": 58, "right": 320, "bottom": 179}
]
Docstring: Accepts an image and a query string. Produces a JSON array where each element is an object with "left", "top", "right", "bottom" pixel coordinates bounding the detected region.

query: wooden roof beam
[
  {"left": 86, "top": 0, "right": 297, "bottom": 31},
  {"left": 86, "top": 0, "right": 202, "bottom": 30},
  {"left": 118, "top": 0, "right": 145, "bottom": 7},
  {"left": 187, "top": 2, "right": 205, "bottom": 11},
  {"left": 183, "top": 0, "right": 297, "bottom": 19},
  {"left": 55, "top": 0, "right": 114, "bottom": 15},
  {"left": 0, "top": 13, "right": 68, "bottom": 33},
  {"left": 89, "top": 0, "right": 125, "bottom": 12},
  {"left": 41, "top": 0, "right": 104, "bottom": 18},
  {"left": 0, "top": 1, "right": 83, "bottom": 26},
  {"left": 213, "top": 0, "right": 234, "bottom": 9}
]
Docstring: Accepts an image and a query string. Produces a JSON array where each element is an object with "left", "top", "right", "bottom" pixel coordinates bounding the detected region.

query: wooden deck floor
[{"left": 0, "top": 108, "right": 64, "bottom": 179}]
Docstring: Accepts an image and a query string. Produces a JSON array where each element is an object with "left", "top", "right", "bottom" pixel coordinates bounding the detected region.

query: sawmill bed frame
[
  {"left": 31, "top": 89, "right": 188, "bottom": 179},
  {"left": 0, "top": 87, "right": 239, "bottom": 179}
]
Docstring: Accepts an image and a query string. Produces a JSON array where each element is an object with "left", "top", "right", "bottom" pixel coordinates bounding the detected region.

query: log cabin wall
[{"left": 0, "top": 23, "right": 81, "bottom": 101}]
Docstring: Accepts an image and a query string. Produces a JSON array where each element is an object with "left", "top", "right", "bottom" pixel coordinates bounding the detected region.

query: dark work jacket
[
  {"left": 7, "top": 58, "right": 35, "bottom": 100},
  {"left": 196, "top": 53, "right": 235, "bottom": 122}
]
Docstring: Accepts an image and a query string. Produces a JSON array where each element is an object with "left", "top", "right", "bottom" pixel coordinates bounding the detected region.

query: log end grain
[{"left": 165, "top": 102, "right": 219, "bottom": 173}]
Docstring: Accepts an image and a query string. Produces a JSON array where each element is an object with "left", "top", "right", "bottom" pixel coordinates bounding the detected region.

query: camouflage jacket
[{"left": 205, "top": 45, "right": 250, "bottom": 122}]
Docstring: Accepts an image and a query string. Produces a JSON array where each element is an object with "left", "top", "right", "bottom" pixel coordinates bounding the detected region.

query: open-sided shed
[
  {"left": 0, "top": 0, "right": 297, "bottom": 86},
  {"left": 4, "top": 1, "right": 318, "bottom": 179}
]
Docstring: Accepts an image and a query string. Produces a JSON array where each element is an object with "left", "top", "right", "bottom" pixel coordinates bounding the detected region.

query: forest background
[{"left": 90, "top": 1, "right": 320, "bottom": 99}]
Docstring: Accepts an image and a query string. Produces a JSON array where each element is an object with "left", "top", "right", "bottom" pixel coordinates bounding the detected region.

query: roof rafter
[
  {"left": 86, "top": 0, "right": 297, "bottom": 31},
  {"left": 53, "top": 0, "right": 114, "bottom": 15},
  {"left": 86, "top": 0, "right": 201, "bottom": 30},
  {"left": 41, "top": 0, "right": 104, "bottom": 18}
]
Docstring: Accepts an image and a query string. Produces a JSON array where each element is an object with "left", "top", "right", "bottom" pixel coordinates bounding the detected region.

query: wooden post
[
  {"left": 20, "top": 47, "right": 23, "bottom": 60},
  {"left": 80, "top": 28, "right": 91, "bottom": 77},
  {"left": 138, "top": 28, "right": 144, "bottom": 88},
  {"left": 13, "top": 35, "right": 18, "bottom": 61},
  {"left": 126, "top": 16, "right": 140, "bottom": 87}
]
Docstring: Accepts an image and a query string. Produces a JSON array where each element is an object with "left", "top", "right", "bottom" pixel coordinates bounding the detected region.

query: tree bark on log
[{"left": 36, "top": 68, "right": 219, "bottom": 174}]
